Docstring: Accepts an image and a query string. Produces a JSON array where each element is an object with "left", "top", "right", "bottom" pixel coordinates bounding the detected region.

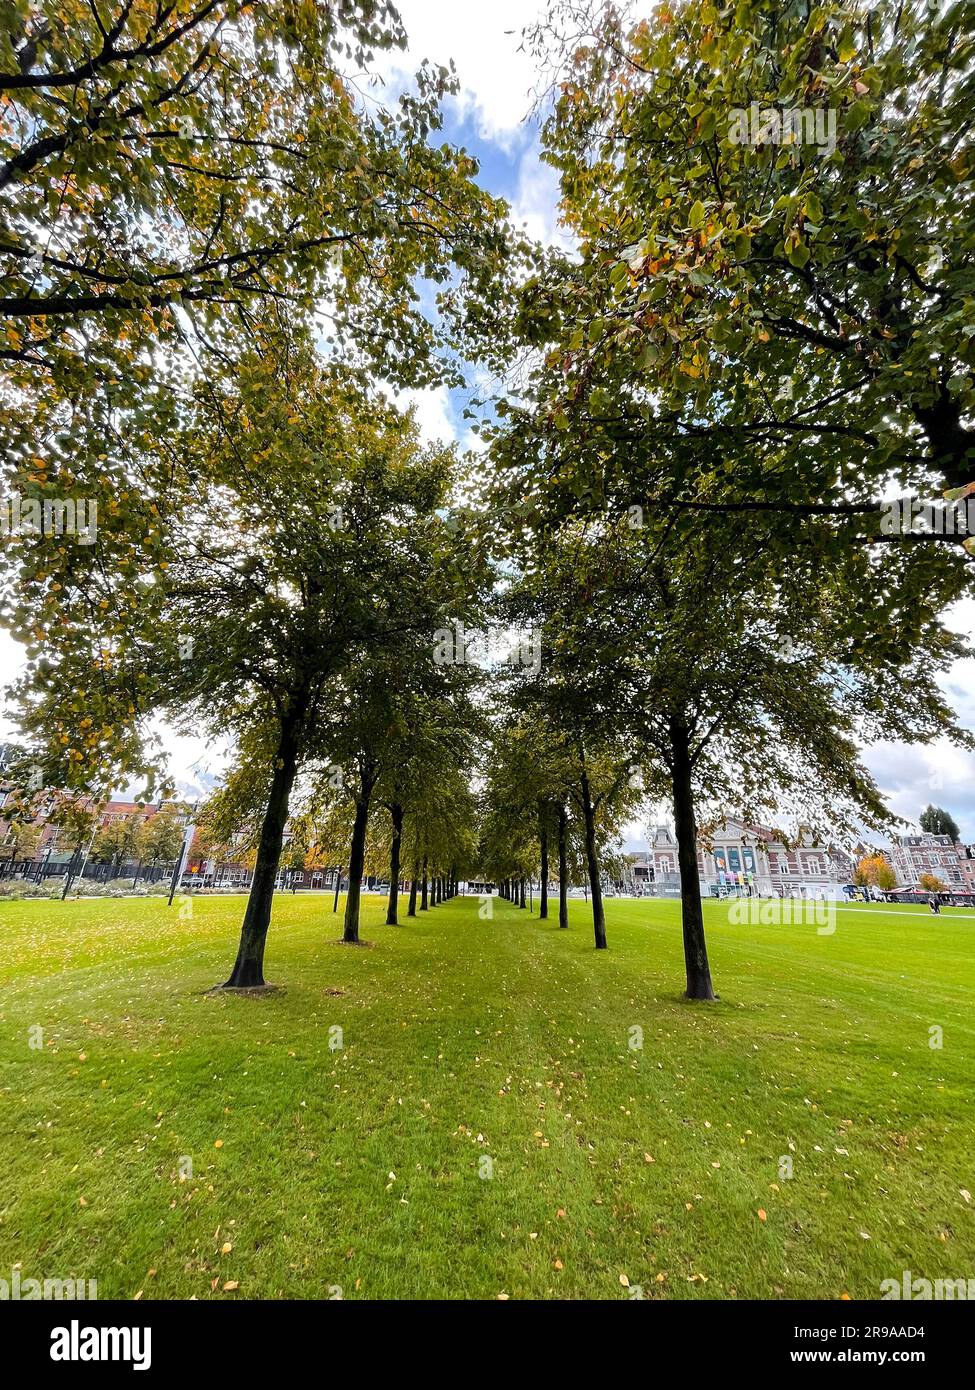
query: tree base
[
  {"left": 684, "top": 984, "right": 719, "bottom": 1002},
  {"left": 209, "top": 983, "right": 281, "bottom": 996}
]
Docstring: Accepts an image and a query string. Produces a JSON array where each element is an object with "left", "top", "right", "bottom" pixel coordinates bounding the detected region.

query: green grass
[{"left": 1, "top": 891, "right": 973, "bottom": 1300}]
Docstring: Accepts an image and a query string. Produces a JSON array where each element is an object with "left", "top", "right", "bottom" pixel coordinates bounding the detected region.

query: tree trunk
[
  {"left": 343, "top": 779, "right": 374, "bottom": 944},
  {"left": 913, "top": 391, "right": 975, "bottom": 490},
  {"left": 420, "top": 857, "right": 428, "bottom": 910},
  {"left": 333, "top": 865, "right": 342, "bottom": 913},
  {"left": 539, "top": 814, "right": 549, "bottom": 920},
  {"left": 670, "top": 712, "right": 716, "bottom": 1001},
  {"left": 223, "top": 711, "right": 302, "bottom": 987},
  {"left": 408, "top": 863, "right": 418, "bottom": 918},
  {"left": 579, "top": 770, "right": 607, "bottom": 949},
  {"left": 386, "top": 803, "right": 404, "bottom": 924},
  {"left": 62, "top": 845, "right": 81, "bottom": 900},
  {"left": 519, "top": 876, "right": 526, "bottom": 909},
  {"left": 558, "top": 805, "right": 569, "bottom": 928}
]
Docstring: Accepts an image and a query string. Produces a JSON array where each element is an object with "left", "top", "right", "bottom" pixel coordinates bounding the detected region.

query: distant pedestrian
[{"left": 928, "top": 895, "right": 940, "bottom": 915}]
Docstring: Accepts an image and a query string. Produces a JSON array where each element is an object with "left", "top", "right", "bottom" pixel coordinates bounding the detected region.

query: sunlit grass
[{"left": 0, "top": 891, "right": 972, "bottom": 1299}]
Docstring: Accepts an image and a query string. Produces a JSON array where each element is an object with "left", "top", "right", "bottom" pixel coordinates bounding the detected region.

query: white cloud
[
  {"left": 511, "top": 139, "right": 574, "bottom": 252},
  {"left": 375, "top": 0, "right": 547, "bottom": 146},
  {"left": 862, "top": 737, "right": 975, "bottom": 842},
  {"left": 397, "top": 384, "right": 457, "bottom": 447}
]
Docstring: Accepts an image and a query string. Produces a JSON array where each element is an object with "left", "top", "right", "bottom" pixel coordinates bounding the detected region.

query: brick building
[
  {"left": 888, "top": 833, "right": 968, "bottom": 892},
  {"left": 640, "top": 818, "right": 856, "bottom": 899}
]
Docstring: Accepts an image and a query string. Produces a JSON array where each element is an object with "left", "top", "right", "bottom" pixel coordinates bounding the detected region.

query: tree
[
  {"left": 495, "top": 499, "right": 970, "bottom": 997},
  {"left": 1, "top": 0, "right": 519, "bottom": 846},
  {"left": 0, "top": 1, "right": 515, "bottom": 409},
  {"left": 855, "top": 853, "right": 898, "bottom": 892},
  {"left": 92, "top": 810, "right": 148, "bottom": 875},
  {"left": 484, "top": 670, "right": 643, "bottom": 949},
  {"left": 0, "top": 817, "right": 42, "bottom": 869},
  {"left": 143, "top": 802, "right": 186, "bottom": 870},
  {"left": 919, "top": 872, "right": 948, "bottom": 893},
  {"left": 48, "top": 794, "right": 101, "bottom": 895},
  {"left": 919, "top": 805, "right": 961, "bottom": 842},
  {"left": 483, "top": 0, "right": 975, "bottom": 991},
  {"left": 313, "top": 642, "right": 484, "bottom": 945},
  {"left": 10, "top": 333, "right": 491, "bottom": 984},
  {"left": 523, "top": 0, "right": 975, "bottom": 536}
]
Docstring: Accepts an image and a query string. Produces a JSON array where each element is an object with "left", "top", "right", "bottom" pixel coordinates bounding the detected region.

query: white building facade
[{"left": 642, "top": 819, "right": 856, "bottom": 899}]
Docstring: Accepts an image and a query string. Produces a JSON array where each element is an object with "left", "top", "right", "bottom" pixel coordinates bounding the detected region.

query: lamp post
[
  {"left": 63, "top": 823, "right": 98, "bottom": 899},
  {"left": 168, "top": 803, "right": 198, "bottom": 907}
]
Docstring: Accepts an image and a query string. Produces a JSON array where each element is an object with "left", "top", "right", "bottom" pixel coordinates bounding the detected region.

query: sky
[{"left": 2, "top": 1, "right": 974, "bottom": 846}]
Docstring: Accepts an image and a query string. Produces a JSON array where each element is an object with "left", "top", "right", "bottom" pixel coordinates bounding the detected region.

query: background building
[
  {"left": 888, "top": 833, "right": 968, "bottom": 892},
  {"left": 642, "top": 819, "right": 856, "bottom": 899}
]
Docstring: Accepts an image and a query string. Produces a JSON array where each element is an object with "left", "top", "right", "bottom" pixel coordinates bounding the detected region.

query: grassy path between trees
[{"left": 1, "top": 894, "right": 972, "bottom": 1300}]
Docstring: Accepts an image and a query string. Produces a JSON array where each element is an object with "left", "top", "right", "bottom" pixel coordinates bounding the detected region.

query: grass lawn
[{"left": 1, "top": 891, "right": 973, "bottom": 1301}]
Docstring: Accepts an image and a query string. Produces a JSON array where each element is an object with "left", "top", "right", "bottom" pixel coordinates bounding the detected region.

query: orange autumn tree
[{"left": 854, "top": 854, "right": 898, "bottom": 893}]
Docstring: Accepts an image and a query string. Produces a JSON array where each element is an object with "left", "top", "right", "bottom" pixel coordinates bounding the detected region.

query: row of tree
[{"left": 1, "top": 1, "right": 974, "bottom": 1001}]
